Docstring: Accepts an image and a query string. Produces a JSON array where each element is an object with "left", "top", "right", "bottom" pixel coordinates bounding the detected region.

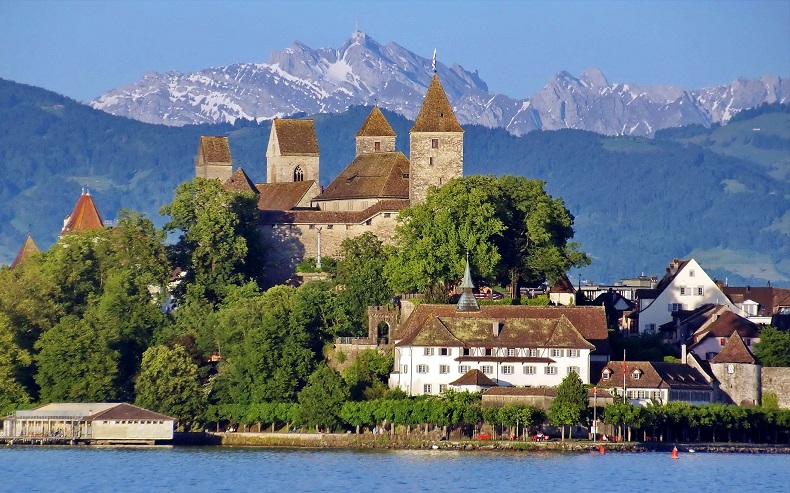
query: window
[
  {"left": 680, "top": 287, "right": 686, "bottom": 296},
  {"left": 440, "top": 348, "right": 451, "bottom": 356},
  {"left": 651, "top": 391, "right": 661, "bottom": 401},
  {"left": 417, "top": 364, "right": 428, "bottom": 374},
  {"left": 462, "top": 347, "right": 471, "bottom": 356},
  {"left": 744, "top": 338, "right": 750, "bottom": 346},
  {"left": 293, "top": 166, "right": 304, "bottom": 182},
  {"left": 689, "top": 269, "right": 695, "bottom": 277},
  {"left": 568, "top": 349, "right": 579, "bottom": 358},
  {"left": 439, "top": 365, "right": 450, "bottom": 374},
  {"left": 431, "top": 138, "right": 439, "bottom": 148},
  {"left": 501, "top": 365, "right": 514, "bottom": 375},
  {"left": 529, "top": 349, "right": 537, "bottom": 357},
  {"left": 458, "top": 365, "right": 470, "bottom": 374},
  {"left": 326, "top": 224, "right": 333, "bottom": 229},
  {"left": 383, "top": 213, "right": 391, "bottom": 218},
  {"left": 727, "top": 364, "right": 735, "bottom": 374},
  {"left": 720, "top": 338, "right": 726, "bottom": 346},
  {"left": 645, "top": 323, "right": 657, "bottom": 332},
  {"left": 402, "top": 365, "right": 408, "bottom": 374},
  {"left": 424, "top": 348, "right": 434, "bottom": 356},
  {"left": 429, "top": 157, "right": 434, "bottom": 166},
  {"left": 567, "top": 366, "right": 580, "bottom": 375},
  {"left": 637, "top": 390, "right": 647, "bottom": 399},
  {"left": 602, "top": 369, "right": 611, "bottom": 380},
  {"left": 668, "top": 303, "right": 683, "bottom": 312},
  {"left": 424, "top": 384, "right": 432, "bottom": 394},
  {"left": 696, "top": 286, "right": 704, "bottom": 296},
  {"left": 551, "top": 349, "right": 563, "bottom": 358},
  {"left": 545, "top": 366, "right": 557, "bottom": 375},
  {"left": 484, "top": 348, "right": 493, "bottom": 356},
  {"left": 439, "top": 384, "right": 447, "bottom": 393},
  {"left": 308, "top": 224, "right": 314, "bottom": 229},
  {"left": 523, "top": 365, "right": 536, "bottom": 375},
  {"left": 374, "top": 141, "right": 381, "bottom": 151},
  {"left": 507, "top": 348, "right": 515, "bottom": 357},
  {"left": 481, "top": 365, "right": 494, "bottom": 375},
  {"left": 632, "top": 370, "right": 641, "bottom": 380}
]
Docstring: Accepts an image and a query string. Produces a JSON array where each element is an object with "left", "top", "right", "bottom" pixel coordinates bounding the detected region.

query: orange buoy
[
  {"left": 599, "top": 445, "right": 605, "bottom": 454},
  {"left": 671, "top": 446, "right": 679, "bottom": 459}
]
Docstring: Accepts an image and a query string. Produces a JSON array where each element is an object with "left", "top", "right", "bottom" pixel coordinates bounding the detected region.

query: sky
[{"left": 1, "top": 0, "right": 789, "bottom": 103}]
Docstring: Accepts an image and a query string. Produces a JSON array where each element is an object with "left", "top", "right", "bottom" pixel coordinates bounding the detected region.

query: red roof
[
  {"left": 9, "top": 234, "right": 40, "bottom": 269},
  {"left": 61, "top": 192, "right": 104, "bottom": 234},
  {"left": 449, "top": 369, "right": 498, "bottom": 387}
]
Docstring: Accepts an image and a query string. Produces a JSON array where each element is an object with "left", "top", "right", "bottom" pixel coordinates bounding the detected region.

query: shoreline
[{"left": 173, "top": 432, "right": 790, "bottom": 454}]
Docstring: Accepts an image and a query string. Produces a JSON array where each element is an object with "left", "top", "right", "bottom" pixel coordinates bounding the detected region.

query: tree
[
  {"left": 0, "top": 312, "right": 32, "bottom": 413},
  {"left": 297, "top": 365, "right": 349, "bottom": 431},
  {"left": 343, "top": 349, "right": 394, "bottom": 401},
  {"left": 549, "top": 372, "right": 588, "bottom": 440},
  {"left": 753, "top": 326, "right": 790, "bottom": 367},
  {"left": 333, "top": 233, "right": 394, "bottom": 335},
  {"left": 135, "top": 345, "right": 204, "bottom": 430},
  {"left": 161, "top": 178, "right": 264, "bottom": 304}
]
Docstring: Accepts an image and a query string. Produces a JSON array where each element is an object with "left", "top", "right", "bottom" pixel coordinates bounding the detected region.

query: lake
[{"left": 1, "top": 447, "right": 788, "bottom": 492}]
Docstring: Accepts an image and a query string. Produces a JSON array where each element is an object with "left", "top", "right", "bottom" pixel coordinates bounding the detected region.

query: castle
[{"left": 195, "top": 73, "right": 464, "bottom": 284}]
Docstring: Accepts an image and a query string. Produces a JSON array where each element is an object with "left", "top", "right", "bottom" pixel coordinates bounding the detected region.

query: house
[
  {"left": 2, "top": 403, "right": 173, "bottom": 444},
  {"left": 9, "top": 233, "right": 40, "bottom": 269},
  {"left": 589, "top": 289, "right": 635, "bottom": 331},
  {"left": 686, "top": 307, "right": 761, "bottom": 361},
  {"left": 548, "top": 276, "right": 576, "bottom": 306},
  {"left": 449, "top": 368, "right": 498, "bottom": 393},
  {"left": 635, "top": 258, "right": 743, "bottom": 335},
  {"left": 722, "top": 285, "right": 790, "bottom": 326},
  {"left": 387, "top": 261, "right": 609, "bottom": 396},
  {"left": 197, "top": 72, "right": 465, "bottom": 285},
  {"left": 593, "top": 361, "right": 713, "bottom": 406}
]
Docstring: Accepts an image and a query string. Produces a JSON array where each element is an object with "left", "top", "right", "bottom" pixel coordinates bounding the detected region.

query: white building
[
  {"left": 636, "top": 258, "right": 743, "bottom": 335},
  {"left": 593, "top": 361, "right": 713, "bottom": 407},
  {"left": 388, "top": 262, "right": 610, "bottom": 396}
]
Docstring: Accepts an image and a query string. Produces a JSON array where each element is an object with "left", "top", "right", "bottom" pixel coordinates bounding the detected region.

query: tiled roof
[
  {"left": 355, "top": 106, "right": 396, "bottom": 137},
  {"left": 594, "top": 361, "right": 711, "bottom": 390},
  {"left": 688, "top": 309, "right": 760, "bottom": 350},
  {"left": 256, "top": 181, "right": 316, "bottom": 210},
  {"left": 260, "top": 199, "right": 410, "bottom": 225},
  {"left": 395, "top": 305, "right": 605, "bottom": 353},
  {"left": 550, "top": 276, "right": 576, "bottom": 294},
  {"left": 9, "top": 234, "right": 39, "bottom": 269},
  {"left": 723, "top": 286, "right": 790, "bottom": 316},
  {"left": 449, "top": 369, "right": 498, "bottom": 387},
  {"left": 61, "top": 192, "right": 104, "bottom": 234},
  {"left": 710, "top": 332, "right": 756, "bottom": 364},
  {"left": 224, "top": 167, "right": 259, "bottom": 194},
  {"left": 273, "top": 119, "right": 319, "bottom": 156},
  {"left": 410, "top": 74, "right": 463, "bottom": 133},
  {"left": 313, "top": 152, "right": 409, "bottom": 202},
  {"left": 88, "top": 403, "right": 173, "bottom": 421},
  {"left": 199, "top": 136, "right": 232, "bottom": 163},
  {"left": 653, "top": 258, "right": 691, "bottom": 293},
  {"left": 483, "top": 387, "right": 614, "bottom": 398}
]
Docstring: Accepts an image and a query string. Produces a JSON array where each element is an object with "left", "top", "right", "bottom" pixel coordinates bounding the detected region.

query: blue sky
[{"left": 2, "top": 0, "right": 788, "bottom": 103}]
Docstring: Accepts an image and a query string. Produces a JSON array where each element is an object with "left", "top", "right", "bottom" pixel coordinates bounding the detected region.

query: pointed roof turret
[
  {"left": 456, "top": 255, "right": 479, "bottom": 312},
  {"left": 9, "top": 234, "right": 40, "bottom": 269},
  {"left": 60, "top": 190, "right": 104, "bottom": 235},
  {"left": 224, "top": 167, "right": 260, "bottom": 194},
  {"left": 355, "top": 106, "right": 396, "bottom": 137},
  {"left": 411, "top": 74, "right": 463, "bottom": 133},
  {"left": 711, "top": 332, "right": 756, "bottom": 364}
]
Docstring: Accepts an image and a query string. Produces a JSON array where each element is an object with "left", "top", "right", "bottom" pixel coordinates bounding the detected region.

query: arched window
[{"left": 293, "top": 166, "right": 304, "bottom": 182}]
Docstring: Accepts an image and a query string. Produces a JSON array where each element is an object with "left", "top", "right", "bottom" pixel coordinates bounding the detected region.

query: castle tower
[
  {"left": 265, "top": 119, "right": 320, "bottom": 184},
  {"left": 409, "top": 74, "right": 463, "bottom": 204},
  {"left": 9, "top": 233, "right": 39, "bottom": 269},
  {"left": 355, "top": 106, "right": 396, "bottom": 156},
  {"left": 60, "top": 189, "right": 104, "bottom": 236},
  {"left": 195, "top": 136, "right": 233, "bottom": 182}
]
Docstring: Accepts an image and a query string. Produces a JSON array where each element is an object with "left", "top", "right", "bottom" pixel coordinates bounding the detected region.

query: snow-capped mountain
[{"left": 91, "top": 32, "right": 789, "bottom": 137}]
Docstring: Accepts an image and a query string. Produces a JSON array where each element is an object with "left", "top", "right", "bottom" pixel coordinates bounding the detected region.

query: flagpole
[{"left": 623, "top": 349, "right": 627, "bottom": 404}]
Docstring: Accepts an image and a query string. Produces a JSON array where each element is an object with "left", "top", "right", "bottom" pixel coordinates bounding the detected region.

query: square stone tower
[
  {"left": 195, "top": 136, "right": 233, "bottom": 182},
  {"left": 266, "top": 119, "right": 320, "bottom": 183},
  {"left": 408, "top": 74, "right": 464, "bottom": 204},
  {"left": 355, "top": 106, "right": 397, "bottom": 156}
]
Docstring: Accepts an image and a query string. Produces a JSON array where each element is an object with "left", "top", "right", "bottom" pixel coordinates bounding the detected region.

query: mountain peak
[{"left": 580, "top": 67, "right": 609, "bottom": 87}]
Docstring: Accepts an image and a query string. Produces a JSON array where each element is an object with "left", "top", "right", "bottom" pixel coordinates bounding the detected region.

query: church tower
[
  {"left": 265, "top": 119, "right": 320, "bottom": 184},
  {"left": 355, "top": 106, "right": 396, "bottom": 156},
  {"left": 409, "top": 74, "right": 463, "bottom": 204},
  {"left": 195, "top": 136, "right": 233, "bottom": 182}
]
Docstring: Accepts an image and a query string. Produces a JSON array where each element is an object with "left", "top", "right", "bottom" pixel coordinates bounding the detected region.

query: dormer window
[
  {"left": 602, "top": 368, "right": 612, "bottom": 381},
  {"left": 632, "top": 369, "right": 641, "bottom": 380}
]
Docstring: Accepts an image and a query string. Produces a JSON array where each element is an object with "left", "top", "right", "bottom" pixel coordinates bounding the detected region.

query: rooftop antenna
[{"left": 432, "top": 48, "right": 437, "bottom": 73}]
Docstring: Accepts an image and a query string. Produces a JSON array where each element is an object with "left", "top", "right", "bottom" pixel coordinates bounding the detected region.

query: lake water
[{"left": 1, "top": 447, "right": 788, "bottom": 493}]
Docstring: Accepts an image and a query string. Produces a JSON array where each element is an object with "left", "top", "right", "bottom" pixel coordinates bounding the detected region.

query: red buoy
[
  {"left": 599, "top": 445, "right": 605, "bottom": 454},
  {"left": 671, "top": 446, "right": 679, "bottom": 459}
]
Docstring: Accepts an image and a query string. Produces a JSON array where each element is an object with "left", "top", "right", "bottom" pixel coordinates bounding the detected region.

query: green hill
[{"left": 1, "top": 79, "right": 788, "bottom": 286}]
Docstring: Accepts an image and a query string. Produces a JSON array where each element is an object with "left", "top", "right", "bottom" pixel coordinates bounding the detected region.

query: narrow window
[
  {"left": 431, "top": 138, "right": 439, "bottom": 149},
  {"left": 439, "top": 384, "right": 447, "bottom": 393},
  {"left": 374, "top": 141, "right": 381, "bottom": 151},
  {"left": 429, "top": 157, "right": 434, "bottom": 166},
  {"left": 293, "top": 166, "right": 304, "bottom": 182}
]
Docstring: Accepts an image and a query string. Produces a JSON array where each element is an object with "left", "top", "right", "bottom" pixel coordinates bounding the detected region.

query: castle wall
[
  {"left": 409, "top": 131, "right": 463, "bottom": 204},
  {"left": 266, "top": 155, "right": 319, "bottom": 184},
  {"left": 709, "top": 362, "right": 761, "bottom": 406},
  {"left": 356, "top": 136, "right": 396, "bottom": 156},
  {"left": 762, "top": 367, "right": 790, "bottom": 409},
  {"left": 315, "top": 198, "right": 383, "bottom": 212},
  {"left": 195, "top": 153, "right": 232, "bottom": 182}
]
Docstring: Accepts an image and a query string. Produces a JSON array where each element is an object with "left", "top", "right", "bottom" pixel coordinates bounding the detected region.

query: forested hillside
[{"left": 1, "top": 79, "right": 788, "bottom": 285}]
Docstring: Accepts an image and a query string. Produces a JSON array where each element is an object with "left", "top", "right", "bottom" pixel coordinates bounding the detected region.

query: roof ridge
[{"left": 410, "top": 74, "right": 463, "bottom": 133}]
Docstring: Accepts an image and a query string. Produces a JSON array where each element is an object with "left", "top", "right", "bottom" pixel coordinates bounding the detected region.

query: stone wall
[
  {"left": 709, "top": 362, "right": 761, "bottom": 406},
  {"left": 195, "top": 157, "right": 232, "bottom": 182},
  {"left": 266, "top": 154, "right": 319, "bottom": 184},
  {"left": 409, "top": 131, "right": 463, "bottom": 204},
  {"left": 356, "top": 136, "right": 396, "bottom": 156},
  {"left": 316, "top": 198, "right": 384, "bottom": 212},
  {"left": 762, "top": 367, "right": 790, "bottom": 409}
]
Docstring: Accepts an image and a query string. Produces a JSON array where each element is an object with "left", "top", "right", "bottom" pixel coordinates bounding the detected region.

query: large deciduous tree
[
  {"left": 549, "top": 372, "right": 588, "bottom": 440},
  {"left": 0, "top": 312, "right": 32, "bottom": 413},
  {"left": 753, "top": 326, "right": 790, "bottom": 367},
  {"left": 297, "top": 365, "right": 349, "bottom": 431}
]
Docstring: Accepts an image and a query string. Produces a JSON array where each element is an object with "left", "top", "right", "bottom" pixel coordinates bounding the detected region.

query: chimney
[
  {"left": 492, "top": 321, "right": 501, "bottom": 337},
  {"left": 681, "top": 344, "right": 687, "bottom": 364}
]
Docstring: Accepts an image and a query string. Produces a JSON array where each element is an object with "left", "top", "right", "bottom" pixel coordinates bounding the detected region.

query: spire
[
  {"left": 456, "top": 254, "right": 479, "bottom": 312},
  {"left": 9, "top": 233, "right": 40, "bottom": 269},
  {"left": 410, "top": 74, "right": 463, "bottom": 133},
  {"left": 60, "top": 191, "right": 104, "bottom": 235},
  {"left": 355, "top": 106, "right": 396, "bottom": 137}
]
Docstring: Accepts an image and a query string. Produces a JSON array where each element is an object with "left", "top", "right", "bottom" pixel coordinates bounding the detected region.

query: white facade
[
  {"left": 638, "top": 259, "right": 743, "bottom": 334},
  {"left": 390, "top": 345, "right": 591, "bottom": 396},
  {"left": 691, "top": 335, "right": 760, "bottom": 361}
]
